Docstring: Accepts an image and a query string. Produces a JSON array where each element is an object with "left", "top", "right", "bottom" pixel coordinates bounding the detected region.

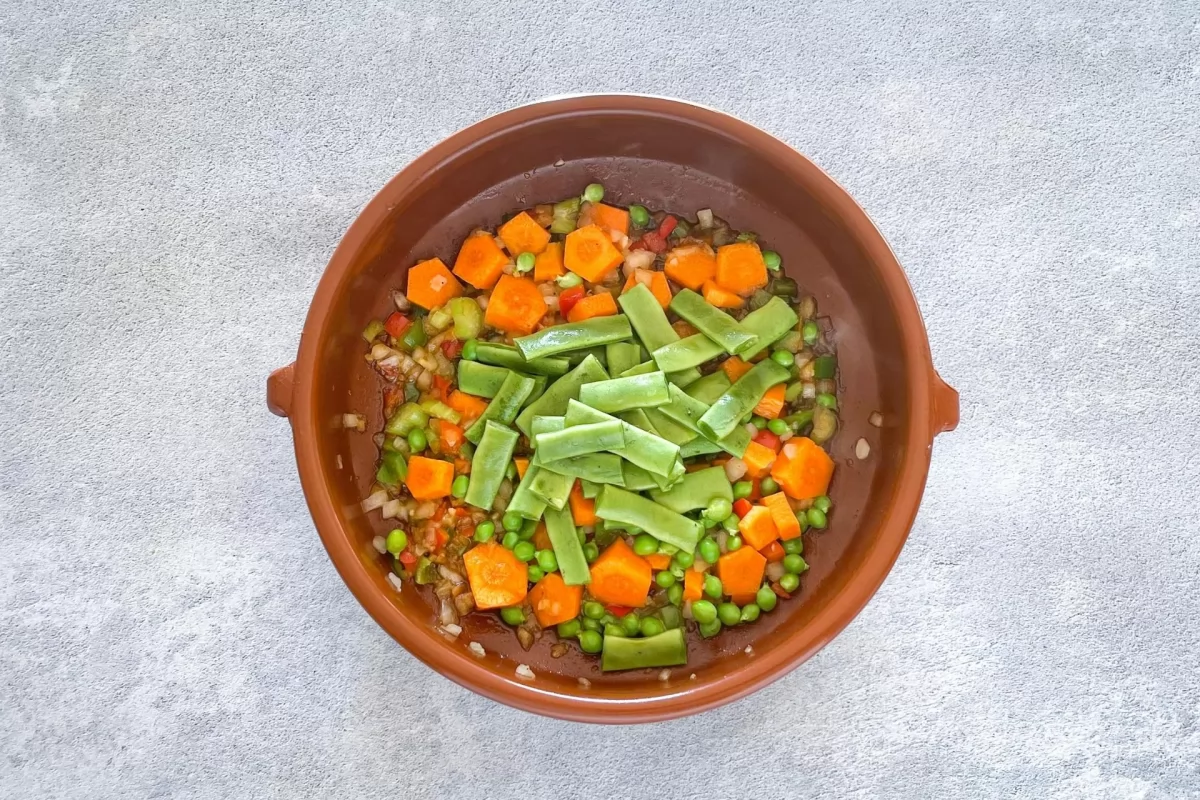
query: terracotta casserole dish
[{"left": 267, "top": 95, "right": 959, "bottom": 723}]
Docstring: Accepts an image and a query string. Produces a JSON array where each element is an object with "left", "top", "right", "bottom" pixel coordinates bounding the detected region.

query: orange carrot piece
[
  {"left": 564, "top": 224, "right": 623, "bottom": 283},
  {"left": 590, "top": 203, "right": 630, "bottom": 237},
  {"left": 463, "top": 541, "right": 529, "bottom": 609},
  {"left": 529, "top": 573, "right": 583, "bottom": 627},
  {"left": 406, "top": 258, "right": 463, "bottom": 311},
  {"left": 514, "top": 457, "right": 530, "bottom": 480},
  {"left": 721, "top": 356, "right": 753, "bottom": 382},
  {"left": 762, "top": 491, "right": 802, "bottom": 540},
  {"left": 717, "top": 546, "right": 767, "bottom": 599},
  {"left": 683, "top": 570, "right": 704, "bottom": 601},
  {"left": 702, "top": 280, "right": 745, "bottom": 309},
  {"left": 533, "top": 241, "right": 566, "bottom": 282},
  {"left": 622, "top": 269, "right": 672, "bottom": 308},
  {"left": 715, "top": 241, "right": 768, "bottom": 296},
  {"left": 568, "top": 481, "right": 596, "bottom": 526},
  {"left": 664, "top": 243, "right": 716, "bottom": 291},
  {"left": 532, "top": 521, "right": 553, "bottom": 551},
  {"left": 498, "top": 211, "right": 551, "bottom": 258},
  {"left": 741, "top": 440, "right": 778, "bottom": 479},
  {"left": 452, "top": 232, "right": 509, "bottom": 290},
  {"left": 737, "top": 505, "right": 780, "bottom": 550},
  {"left": 644, "top": 553, "right": 672, "bottom": 571},
  {"left": 404, "top": 456, "right": 454, "bottom": 500},
  {"left": 771, "top": 437, "right": 835, "bottom": 500},
  {"left": 760, "top": 541, "right": 786, "bottom": 563},
  {"left": 566, "top": 292, "right": 618, "bottom": 322},
  {"left": 484, "top": 274, "right": 547, "bottom": 334},
  {"left": 752, "top": 384, "right": 786, "bottom": 419},
  {"left": 730, "top": 593, "right": 758, "bottom": 606},
  {"left": 447, "top": 390, "right": 489, "bottom": 423},
  {"left": 587, "top": 539, "right": 652, "bottom": 607}
]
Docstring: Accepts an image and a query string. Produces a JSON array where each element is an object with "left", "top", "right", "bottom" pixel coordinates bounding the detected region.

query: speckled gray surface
[{"left": 3, "top": 1, "right": 1199, "bottom": 797}]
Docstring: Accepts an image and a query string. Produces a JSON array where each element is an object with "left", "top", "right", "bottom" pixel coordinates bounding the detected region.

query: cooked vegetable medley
[{"left": 360, "top": 184, "right": 842, "bottom": 672}]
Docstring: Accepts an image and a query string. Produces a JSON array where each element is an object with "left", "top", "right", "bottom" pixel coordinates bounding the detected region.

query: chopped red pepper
[
  {"left": 383, "top": 385, "right": 404, "bottom": 417},
  {"left": 641, "top": 231, "right": 667, "bottom": 253},
  {"left": 441, "top": 338, "right": 463, "bottom": 359},
  {"left": 771, "top": 581, "right": 792, "bottom": 600},
  {"left": 384, "top": 312, "right": 412, "bottom": 339},
  {"left": 629, "top": 237, "right": 649, "bottom": 251},
  {"left": 559, "top": 285, "right": 586, "bottom": 317},
  {"left": 733, "top": 498, "right": 753, "bottom": 518},
  {"left": 753, "top": 429, "right": 781, "bottom": 451},
  {"left": 760, "top": 541, "right": 786, "bottom": 562},
  {"left": 605, "top": 605, "right": 632, "bottom": 618},
  {"left": 657, "top": 215, "right": 677, "bottom": 239},
  {"left": 398, "top": 551, "right": 417, "bottom": 567},
  {"left": 433, "top": 528, "right": 449, "bottom": 551},
  {"left": 431, "top": 375, "right": 451, "bottom": 401}
]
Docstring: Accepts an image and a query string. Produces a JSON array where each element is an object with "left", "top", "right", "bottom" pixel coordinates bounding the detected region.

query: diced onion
[
  {"left": 361, "top": 490, "right": 388, "bottom": 512},
  {"left": 856, "top": 438, "right": 871, "bottom": 459},
  {"left": 413, "top": 501, "right": 438, "bottom": 519},
  {"left": 372, "top": 536, "right": 387, "bottom": 554},
  {"left": 744, "top": 423, "right": 759, "bottom": 437},
  {"left": 766, "top": 562, "right": 786, "bottom": 582},
  {"left": 625, "top": 249, "right": 656, "bottom": 271},
  {"left": 437, "top": 566, "right": 465, "bottom": 585},
  {"left": 697, "top": 208, "right": 714, "bottom": 229},
  {"left": 779, "top": 430, "right": 795, "bottom": 442},
  {"left": 370, "top": 344, "right": 394, "bottom": 361},
  {"left": 392, "top": 291, "right": 411, "bottom": 311},
  {"left": 515, "top": 664, "right": 535, "bottom": 680},
  {"left": 544, "top": 296, "right": 560, "bottom": 311},
  {"left": 440, "top": 623, "right": 462, "bottom": 640},
  {"left": 386, "top": 573, "right": 404, "bottom": 592},
  {"left": 381, "top": 499, "right": 402, "bottom": 519},
  {"left": 801, "top": 382, "right": 817, "bottom": 399},
  {"left": 869, "top": 412, "right": 883, "bottom": 427},
  {"left": 724, "top": 457, "right": 748, "bottom": 482},
  {"left": 658, "top": 669, "right": 671, "bottom": 681},
  {"left": 476, "top": 295, "right": 489, "bottom": 310},
  {"left": 578, "top": 677, "right": 592, "bottom": 688},
  {"left": 343, "top": 413, "right": 365, "bottom": 431},
  {"left": 468, "top": 642, "right": 486, "bottom": 657}
]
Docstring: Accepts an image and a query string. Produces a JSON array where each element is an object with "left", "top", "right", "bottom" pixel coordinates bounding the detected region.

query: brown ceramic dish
[{"left": 267, "top": 95, "right": 958, "bottom": 723}]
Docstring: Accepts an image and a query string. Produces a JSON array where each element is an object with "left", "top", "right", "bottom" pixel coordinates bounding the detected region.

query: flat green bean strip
[
  {"left": 537, "top": 452, "right": 626, "bottom": 485},
  {"left": 578, "top": 371, "right": 670, "bottom": 413},
  {"left": 594, "top": 485, "right": 703, "bottom": 552},
  {"left": 619, "top": 361, "right": 658, "bottom": 378},
  {"left": 679, "top": 437, "right": 724, "bottom": 459},
  {"left": 507, "top": 466, "right": 548, "bottom": 520},
  {"left": 621, "top": 462, "right": 661, "bottom": 491},
  {"left": 698, "top": 360, "right": 791, "bottom": 440},
  {"left": 739, "top": 296, "right": 801, "bottom": 359},
  {"left": 463, "top": 422, "right": 519, "bottom": 510},
  {"left": 529, "top": 468, "right": 573, "bottom": 511},
  {"left": 515, "top": 354, "right": 609, "bottom": 437},
  {"left": 616, "top": 284, "right": 702, "bottom": 386},
  {"left": 641, "top": 408, "right": 697, "bottom": 446},
  {"left": 605, "top": 342, "right": 644, "bottom": 377},
  {"left": 651, "top": 334, "right": 726, "bottom": 372},
  {"left": 524, "top": 375, "right": 549, "bottom": 408},
  {"left": 580, "top": 479, "right": 601, "bottom": 499},
  {"left": 564, "top": 345, "right": 608, "bottom": 367},
  {"left": 564, "top": 400, "right": 681, "bottom": 477},
  {"left": 601, "top": 628, "right": 687, "bottom": 671},
  {"left": 659, "top": 385, "right": 750, "bottom": 457},
  {"left": 685, "top": 371, "right": 732, "bottom": 405},
  {"left": 474, "top": 342, "right": 569, "bottom": 376},
  {"left": 650, "top": 467, "right": 733, "bottom": 514},
  {"left": 513, "top": 316, "right": 632, "bottom": 361},
  {"left": 456, "top": 361, "right": 510, "bottom": 398},
  {"left": 465, "top": 372, "right": 535, "bottom": 444},
  {"left": 669, "top": 289, "right": 758, "bottom": 355},
  {"left": 543, "top": 505, "right": 590, "bottom": 585},
  {"left": 529, "top": 415, "right": 566, "bottom": 443},
  {"left": 535, "top": 420, "right": 626, "bottom": 463}
]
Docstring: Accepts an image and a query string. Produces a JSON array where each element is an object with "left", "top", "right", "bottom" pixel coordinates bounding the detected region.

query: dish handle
[
  {"left": 930, "top": 369, "right": 959, "bottom": 436},
  {"left": 267, "top": 363, "right": 296, "bottom": 418}
]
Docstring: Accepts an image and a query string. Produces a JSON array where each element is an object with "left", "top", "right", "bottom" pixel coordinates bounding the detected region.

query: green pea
[
  {"left": 556, "top": 272, "right": 582, "bottom": 289},
  {"left": 639, "top": 617, "right": 665, "bottom": 637},
  {"left": 518, "top": 518, "right": 538, "bottom": 540},
  {"left": 704, "top": 574, "right": 723, "bottom": 599},
  {"left": 621, "top": 614, "right": 641, "bottom": 635},
  {"left": 581, "top": 617, "right": 602, "bottom": 632},
  {"left": 770, "top": 349, "right": 794, "bottom": 367},
  {"left": 717, "top": 602, "right": 742, "bottom": 626},
  {"left": 451, "top": 475, "right": 469, "bottom": 498},
  {"left": 727, "top": 535, "right": 743, "bottom": 551},
  {"left": 516, "top": 252, "right": 536, "bottom": 273},
  {"left": 656, "top": 571, "right": 677, "bottom": 589},
  {"left": 705, "top": 498, "right": 732, "bottom": 521},
  {"left": 600, "top": 613, "right": 617, "bottom": 626},
  {"left": 502, "top": 511, "right": 524, "bottom": 532},
  {"left": 783, "top": 554, "right": 808, "bottom": 574},
  {"left": 740, "top": 603, "right": 761, "bottom": 623},
  {"left": 698, "top": 619, "right": 722, "bottom": 638},
  {"left": 501, "top": 531, "right": 519, "bottom": 549},
  {"left": 691, "top": 599, "right": 718, "bottom": 624},
  {"left": 557, "top": 619, "right": 581, "bottom": 638},
  {"left": 473, "top": 520, "right": 495, "bottom": 542},
  {"left": 660, "top": 606, "right": 682, "bottom": 630},
  {"left": 629, "top": 204, "right": 650, "bottom": 227},
  {"left": 782, "top": 538, "right": 804, "bottom": 555},
  {"left": 583, "top": 601, "right": 605, "bottom": 620},
  {"left": 672, "top": 550, "right": 694, "bottom": 569},
  {"left": 816, "top": 393, "right": 838, "bottom": 409},
  {"left": 813, "top": 495, "right": 832, "bottom": 513},
  {"left": 670, "top": 565, "right": 685, "bottom": 580},
  {"left": 407, "top": 428, "right": 427, "bottom": 452},
  {"left": 762, "top": 250, "right": 782, "bottom": 271},
  {"left": 797, "top": 512, "right": 810, "bottom": 533},
  {"left": 526, "top": 565, "right": 544, "bottom": 583},
  {"left": 667, "top": 583, "right": 684, "bottom": 606},
  {"left": 500, "top": 607, "right": 525, "bottom": 626},
  {"left": 462, "top": 339, "right": 478, "bottom": 360},
  {"left": 703, "top": 515, "right": 719, "bottom": 529},
  {"left": 604, "top": 623, "right": 626, "bottom": 638},
  {"left": 633, "top": 533, "right": 659, "bottom": 556},
  {"left": 722, "top": 513, "right": 741, "bottom": 533},
  {"left": 756, "top": 584, "right": 778, "bottom": 611},
  {"left": 624, "top": 525, "right": 643, "bottom": 536},
  {"left": 583, "top": 542, "right": 599, "bottom": 562},
  {"left": 513, "top": 541, "right": 536, "bottom": 562},
  {"left": 751, "top": 416, "right": 768, "bottom": 430},
  {"left": 759, "top": 476, "right": 779, "bottom": 495},
  {"left": 767, "top": 418, "right": 789, "bottom": 436},
  {"left": 505, "top": 461, "right": 518, "bottom": 480},
  {"left": 779, "top": 573, "right": 800, "bottom": 592},
  {"left": 536, "top": 549, "right": 558, "bottom": 573},
  {"left": 733, "top": 481, "right": 753, "bottom": 499},
  {"left": 698, "top": 537, "right": 720, "bottom": 564},
  {"left": 583, "top": 183, "right": 605, "bottom": 203},
  {"left": 802, "top": 321, "right": 820, "bottom": 345},
  {"left": 807, "top": 507, "right": 828, "bottom": 529},
  {"left": 656, "top": 542, "right": 679, "bottom": 556},
  {"left": 385, "top": 529, "right": 408, "bottom": 554},
  {"left": 578, "top": 629, "right": 603, "bottom": 653}
]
